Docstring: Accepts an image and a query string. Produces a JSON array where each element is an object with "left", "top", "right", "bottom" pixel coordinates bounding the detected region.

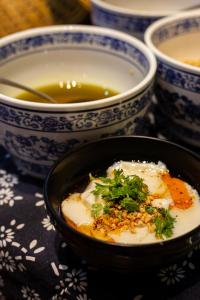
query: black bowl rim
[{"left": 44, "top": 135, "right": 200, "bottom": 249}]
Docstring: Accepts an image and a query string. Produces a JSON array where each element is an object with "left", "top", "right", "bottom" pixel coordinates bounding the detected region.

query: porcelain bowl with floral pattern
[
  {"left": 91, "top": 0, "right": 200, "bottom": 40},
  {"left": 145, "top": 10, "right": 200, "bottom": 148},
  {"left": 0, "top": 25, "right": 156, "bottom": 178}
]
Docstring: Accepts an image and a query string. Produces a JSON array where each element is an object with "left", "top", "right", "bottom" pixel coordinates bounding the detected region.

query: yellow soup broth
[
  {"left": 16, "top": 82, "right": 118, "bottom": 104},
  {"left": 182, "top": 59, "right": 200, "bottom": 68}
]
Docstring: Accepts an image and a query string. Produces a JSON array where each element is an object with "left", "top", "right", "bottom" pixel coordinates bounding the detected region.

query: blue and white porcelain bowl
[
  {"left": 91, "top": 0, "right": 200, "bottom": 40},
  {"left": 0, "top": 25, "right": 156, "bottom": 178},
  {"left": 145, "top": 10, "right": 200, "bottom": 148}
]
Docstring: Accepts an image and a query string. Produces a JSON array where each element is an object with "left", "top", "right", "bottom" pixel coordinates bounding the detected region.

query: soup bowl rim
[
  {"left": 44, "top": 135, "right": 200, "bottom": 250},
  {"left": 91, "top": 0, "right": 193, "bottom": 17},
  {"left": 0, "top": 25, "right": 156, "bottom": 110},
  {"left": 144, "top": 10, "right": 200, "bottom": 74}
]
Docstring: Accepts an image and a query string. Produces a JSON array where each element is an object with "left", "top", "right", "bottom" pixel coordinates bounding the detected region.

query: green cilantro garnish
[
  {"left": 103, "top": 204, "right": 111, "bottom": 215},
  {"left": 91, "top": 203, "right": 103, "bottom": 218},
  {"left": 92, "top": 169, "right": 148, "bottom": 212},
  {"left": 121, "top": 197, "right": 139, "bottom": 212},
  {"left": 90, "top": 170, "right": 176, "bottom": 239},
  {"left": 117, "top": 211, "right": 123, "bottom": 222},
  {"left": 153, "top": 208, "right": 176, "bottom": 239},
  {"left": 145, "top": 205, "right": 155, "bottom": 214}
]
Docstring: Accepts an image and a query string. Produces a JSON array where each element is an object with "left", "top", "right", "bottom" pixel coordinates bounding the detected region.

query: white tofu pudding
[{"left": 61, "top": 161, "right": 200, "bottom": 244}]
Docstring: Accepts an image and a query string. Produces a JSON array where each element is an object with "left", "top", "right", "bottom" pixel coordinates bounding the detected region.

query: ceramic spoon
[{"left": 0, "top": 77, "right": 56, "bottom": 103}]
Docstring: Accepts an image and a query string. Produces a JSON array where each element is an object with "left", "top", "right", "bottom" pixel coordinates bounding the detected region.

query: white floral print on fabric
[
  {"left": 158, "top": 250, "right": 196, "bottom": 286},
  {"left": 0, "top": 225, "right": 14, "bottom": 247},
  {"left": 51, "top": 262, "right": 68, "bottom": 277},
  {"left": 28, "top": 239, "right": 45, "bottom": 255},
  {"left": 21, "top": 286, "right": 41, "bottom": 300},
  {"left": 182, "top": 251, "right": 195, "bottom": 271},
  {"left": 0, "top": 250, "right": 17, "bottom": 272},
  {"left": 55, "top": 279, "right": 70, "bottom": 297},
  {"left": 0, "top": 219, "right": 24, "bottom": 248},
  {"left": 65, "top": 269, "right": 88, "bottom": 292},
  {"left": 0, "top": 249, "right": 26, "bottom": 273},
  {"left": 0, "top": 187, "right": 23, "bottom": 207},
  {"left": 52, "top": 266, "right": 88, "bottom": 299},
  {"left": 55, "top": 269, "right": 87, "bottom": 295},
  {"left": 77, "top": 293, "right": 92, "bottom": 300},
  {"left": 35, "top": 192, "right": 55, "bottom": 231},
  {"left": 35, "top": 193, "right": 45, "bottom": 207},
  {"left": 158, "top": 264, "right": 185, "bottom": 285},
  {"left": 0, "top": 170, "right": 18, "bottom": 188},
  {"left": 42, "top": 215, "right": 55, "bottom": 231},
  {"left": 0, "top": 217, "right": 45, "bottom": 273},
  {"left": 60, "top": 242, "right": 67, "bottom": 249}
]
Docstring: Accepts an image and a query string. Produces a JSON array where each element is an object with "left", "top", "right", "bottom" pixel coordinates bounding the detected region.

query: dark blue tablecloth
[{"left": 0, "top": 129, "right": 200, "bottom": 300}]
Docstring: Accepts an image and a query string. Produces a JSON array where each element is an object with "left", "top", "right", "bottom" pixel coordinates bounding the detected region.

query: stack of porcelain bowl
[
  {"left": 91, "top": 0, "right": 200, "bottom": 40},
  {"left": 91, "top": 1, "right": 200, "bottom": 150}
]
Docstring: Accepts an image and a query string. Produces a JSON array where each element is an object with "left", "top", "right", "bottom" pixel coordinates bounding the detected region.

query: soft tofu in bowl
[{"left": 61, "top": 161, "right": 200, "bottom": 244}]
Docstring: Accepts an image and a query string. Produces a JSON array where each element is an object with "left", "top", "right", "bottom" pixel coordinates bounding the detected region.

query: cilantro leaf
[
  {"left": 145, "top": 205, "right": 155, "bottom": 214},
  {"left": 120, "top": 197, "right": 139, "bottom": 212},
  {"left": 92, "top": 169, "right": 148, "bottom": 213},
  {"left": 103, "top": 204, "right": 111, "bottom": 214},
  {"left": 91, "top": 203, "right": 103, "bottom": 218},
  {"left": 117, "top": 211, "right": 123, "bottom": 221},
  {"left": 153, "top": 208, "right": 176, "bottom": 239}
]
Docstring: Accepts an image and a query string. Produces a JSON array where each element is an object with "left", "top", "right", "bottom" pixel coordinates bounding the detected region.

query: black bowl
[{"left": 44, "top": 136, "right": 200, "bottom": 272}]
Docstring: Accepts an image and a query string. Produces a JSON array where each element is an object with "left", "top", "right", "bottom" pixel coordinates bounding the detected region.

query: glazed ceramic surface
[
  {"left": 145, "top": 10, "right": 200, "bottom": 148},
  {"left": 44, "top": 136, "right": 200, "bottom": 272},
  {"left": 91, "top": 0, "right": 200, "bottom": 40},
  {"left": 0, "top": 25, "right": 156, "bottom": 178}
]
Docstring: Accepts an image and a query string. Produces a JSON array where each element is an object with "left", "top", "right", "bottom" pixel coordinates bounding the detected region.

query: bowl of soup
[
  {"left": 145, "top": 10, "right": 200, "bottom": 149},
  {"left": 44, "top": 136, "right": 200, "bottom": 272},
  {"left": 90, "top": 0, "right": 200, "bottom": 40},
  {"left": 0, "top": 25, "right": 156, "bottom": 178}
]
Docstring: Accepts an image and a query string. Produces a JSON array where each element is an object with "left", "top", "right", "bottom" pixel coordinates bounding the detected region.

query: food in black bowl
[{"left": 44, "top": 136, "right": 200, "bottom": 272}]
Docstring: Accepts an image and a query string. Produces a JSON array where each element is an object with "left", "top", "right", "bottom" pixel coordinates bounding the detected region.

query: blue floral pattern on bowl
[
  {"left": 155, "top": 78, "right": 200, "bottom": 147},
  {"left": 155, "top": 106, "right": 200, "bottom": 148},
  {"left": 2, "top": 97, "right": 152, "bottom": 178},
  {"left": 149, "top": 14, "right": 200, "bottom": 148},
  {"left": 0, "top": 85, "right": 153, "bottom": 178},
  {"left": 0, "top": 32, "right": 149, "bottom": 71},
  {"left": 156, "top": 86, "right": 200, "bottom": 127},
  {"left": 0, "top": 89, "right": 151, "bottom": 132},
  {"left": 91, "top": 3, "right": 159, "bottom": 40},
  {"left": 152, "top": 16, "right": 200, "bottom": 45},
  {"left": 157, "top": 62, "right": 200, "bottom": 93},
  {"left": 4, "top": 131, "right": 80, "bottom": 161}
]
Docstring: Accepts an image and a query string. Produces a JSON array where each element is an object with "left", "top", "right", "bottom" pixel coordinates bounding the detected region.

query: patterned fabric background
[{"left": 0, "top": 142, "right": 200, "bottom": 300}]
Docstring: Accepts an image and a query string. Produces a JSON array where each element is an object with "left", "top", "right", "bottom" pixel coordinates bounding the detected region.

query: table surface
[{"left": 0, "top": 131, "right": 200, "bottom": 300}]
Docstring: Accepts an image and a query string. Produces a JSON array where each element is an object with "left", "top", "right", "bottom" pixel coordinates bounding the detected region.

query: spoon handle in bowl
[{"left": 0, "top": 77, "right": 56, "bottom": 103}]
